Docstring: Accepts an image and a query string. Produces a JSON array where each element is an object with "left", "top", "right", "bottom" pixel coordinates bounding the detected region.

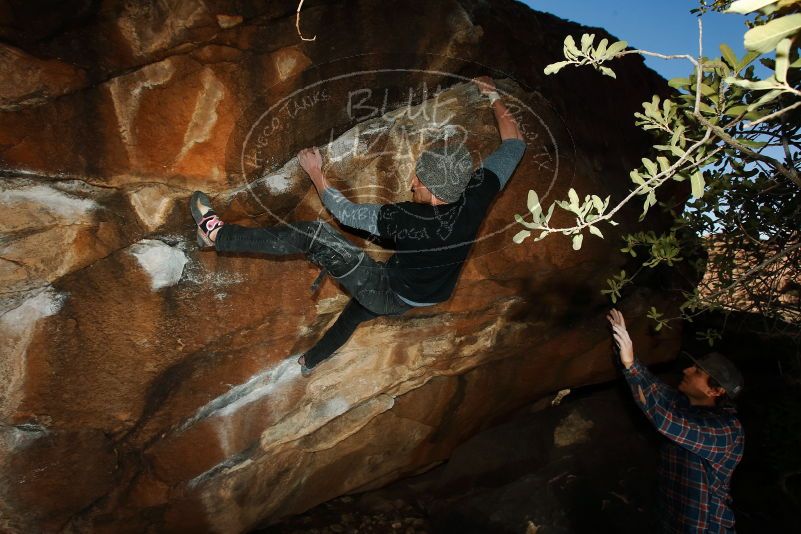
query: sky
[{"left": 520, "top": 0, "right": 757, "bottom": 81}]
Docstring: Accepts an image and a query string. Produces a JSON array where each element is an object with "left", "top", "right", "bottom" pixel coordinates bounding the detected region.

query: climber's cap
[
  {"left": 684, "top": 351, "right": 744, "bottom": 398},
  {"left": 415, "top": 141, "right": 473, "bottom": 203}
]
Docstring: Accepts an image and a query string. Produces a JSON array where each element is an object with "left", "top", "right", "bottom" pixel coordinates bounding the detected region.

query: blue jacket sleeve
[
  {"left": 321, "top": 187, "right": 382, "bottom": 236},
  {"left": 480, "top": 138, "right": 526, "bottom": 189}
]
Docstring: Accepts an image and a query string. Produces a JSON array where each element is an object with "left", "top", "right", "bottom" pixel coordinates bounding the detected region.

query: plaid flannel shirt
[{"left": 623, "top": 359, "right": 744, "bottom": 533}]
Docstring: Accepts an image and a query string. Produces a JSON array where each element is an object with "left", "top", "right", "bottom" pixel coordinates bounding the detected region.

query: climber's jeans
[{"left": 215, "top": 222, "right": 412, "bottom": 367}]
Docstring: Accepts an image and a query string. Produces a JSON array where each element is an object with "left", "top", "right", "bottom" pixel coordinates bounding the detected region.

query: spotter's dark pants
[{"left": 215, "top": 221, "right": 412, "bottom": 368}]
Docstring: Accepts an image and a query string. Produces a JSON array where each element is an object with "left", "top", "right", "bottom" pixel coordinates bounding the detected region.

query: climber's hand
[
  {"left": 473, "top": 76, "right": 496, "bottom": 95},
  {"left": 297, "top": 146, "right": 329, "bottom": 193},
  {"left": 298, "top": 147, "right": 323, "bottom": 177},
  {"left": 607, "top": 309, "right": 634, "bottom": 369}
]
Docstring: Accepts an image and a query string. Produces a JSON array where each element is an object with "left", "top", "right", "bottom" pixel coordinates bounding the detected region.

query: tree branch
[
  {"left": 699, "top": 240, "right": 801, "bottom": 305},
  {"left": 747, "top": 100, "right": 801, "bottom": 128},
  {"left": 694, "top": 114, "right": 801, "bottom": 188}
]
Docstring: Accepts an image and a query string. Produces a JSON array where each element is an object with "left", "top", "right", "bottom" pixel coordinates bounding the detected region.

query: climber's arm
[
  {"left": 297, "top": 147, "right": 382, "bottom": 235},
  {"left": 472, "top": 77, "right": 526, "bottom": 189},
  {"left": 473, "top": 76, "right": 524, "bottom": 141},
  {"left": 320, "top": 188, "right": 381, "bottom": 235}
]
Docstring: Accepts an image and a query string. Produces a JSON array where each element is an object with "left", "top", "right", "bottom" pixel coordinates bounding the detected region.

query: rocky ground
[{"left": 259, "top": 379, "right": 662, "bottom": 534}]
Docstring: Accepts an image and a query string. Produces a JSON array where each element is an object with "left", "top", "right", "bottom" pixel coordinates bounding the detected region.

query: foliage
[{"left": 518, "top": 0, "right": 801, "bottom": 339}]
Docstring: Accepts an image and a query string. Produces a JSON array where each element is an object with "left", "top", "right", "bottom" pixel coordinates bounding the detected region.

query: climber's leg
[
  {"left": 214, "top": 221, "right": 324, "bottom": 256},
  {"left": 298, "top": 248, "right": 412, "bottom": 374},
  {"left": 300, "top": 299, "right": 378, "bottom": 372}
]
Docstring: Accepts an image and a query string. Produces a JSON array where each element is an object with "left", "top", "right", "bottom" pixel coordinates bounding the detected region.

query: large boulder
[{"left": 0, "top": 0, "right": 684, "bottom": 532}]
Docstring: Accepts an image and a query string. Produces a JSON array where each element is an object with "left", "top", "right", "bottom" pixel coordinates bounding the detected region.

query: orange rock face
[{"left": 0, "top": 1, "right": 683, "bottom": 532}]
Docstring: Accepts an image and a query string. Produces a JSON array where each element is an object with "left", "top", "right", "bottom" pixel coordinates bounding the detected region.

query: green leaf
[
  {"left": 720, "top": 43, "right": 739, "bottom": 68},
  {"left": 564, "top": 35, "right": 581, "bottom": 58},
  {"left": 747, "top": 88, "right": 783, "bottom": 111},
  {"left": 703, "top": 59, "right": 728, "bottom": 73},
  {"left": 630, "top": 169, "right": 645, "bottom": 186},
  {"left": 568, "top": 188, "right": 580, "bottom": 208},
  {"left": 527, "top": 190, "right": 542, "bottom": 220},
  {"left": 699, "top": 83, "right": 716, "bottom": 96},
  {"left": 671, "top": 124, "right": 685, "bottom": 147},
  {"left": 545, "top": 203, "right": 555, "bottom": 224},
  {"left": 588, "top": 225, "right": 604, "bottom": 239},
  {"left": 737, "top": 50, "right": 761, "bottom": 71},
  {"left": 726, "top": 0, "right": 779, "bottom": 14},
  {"left": 697, "top": 101, "right": 717, "bottom": 114},
  {"left": 642, "top": 158, "right": 658, "bottom": 177},
  {"left": 668, "top": 77, "right": 690, "bottom": 90},
  {"left": 736, "top": 138, "right": 769, "bottom": 148},
  {"left": 657, "top": 156, "right": 671, "bottom": 173},
  {"left": 572, "top": 234, "right": 584, "bottom": 250},
  {"left": 544, "top": 61, "right": 571, "bottom": 75},
  {"left": 639, "top": 194, "right": 653, "bottom": 221},
  {"left": 669, "top": 145, "right": 686, "bottom": 157},
  {"left": 581, "top": 33, "right": 594, "bottom": 54},
  {"left": 595, "top": 38, "right": 609, "bottom": 58},
  {"left": 604, "top": 40, "right": 628, "bottom": 58},
  {"left": 743, "top": 14, "right": 801, "bottom": 53},
  {"left": 726, "top": 77, "right": 781, "bottom": 90},
  {"left": 532, "top": 230, "right": 549, "bottom": 242},
  {"left": 514, "top": 213, "right": 540, "bottom": 229},
  {"left": 513, "top": 230, "right": 531, "bottom": 244},
  {"left": 726, "top": 104, "right": 749, "bottom": 116},
  {"left": 775, "top": 37, "right": 792, "bottom": 83},
  {"left": 591, "top": 195, "right": 604, "bottom": 211},
  {"left": 690, "top": 170, "right": 705, "bottom": 199},
  {"left": 599, "top": 66, "right": 617, "bottom": 79}
]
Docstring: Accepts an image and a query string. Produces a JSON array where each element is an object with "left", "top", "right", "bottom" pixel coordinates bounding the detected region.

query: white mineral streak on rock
[
  {"left": 210, "top": 358, "right": 299, "bottom": 456},
  {"left": 108, "top": 60, "right": 175, "bottom": 162},
  {"left": 304, "top": 394, "right": 396, "bottom": 454},
  {"left": 197, "top": 393, "right": 398, "bottom": 533},
  {"left": 184, "top": 306, "right": 520, "bottom": 532},
  {"left": 272, "top": 48, "right": 311, "bottom": 82},
  {"left": 181, "top": 259, "right": 245, "bottom": 289},
  {"left": 0, "top": 288, "right": 66, "bottom": 417},
  {"left": 226, "top": 155, "right": 298, "bottom": 199},
  {"left": 0, "top": 423, "right": 48, "bottom": 452},
  {"left": 0, "top": 181, "right": 109, "bottom": 309},
  {"left": 129, "top": 239, "right": 188, "bottom": 290},
  {"left": 274, "top": 52, "right": 298, "bottom": 82},
  {"left": 261, "top": 171, "right": 291, "bottom": 195},
  {"left": 127, "top": 184, "right": 182, "bottom": 231},
  {"left": 326, "top": 128, "right": 365, "bottom": 163},
  {"left": 117, "top": 0, "right": 208, "bottom": 57},
  {"left": 0, "top": 184, "right": 98, "bottom": 223},
  {"left": 176, "top": 68, "right": 225, "bottom": 163},
  {"left": 178, "top": 358, "right": 297, "bottom": 430},
  {"left": 314, "top": 294, "right": 349, "bottom": 314}
]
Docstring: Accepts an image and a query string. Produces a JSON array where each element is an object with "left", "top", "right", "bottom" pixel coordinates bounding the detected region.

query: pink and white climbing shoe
[{"left": 190, "top": 191, "right": 224, "bottom": 248}]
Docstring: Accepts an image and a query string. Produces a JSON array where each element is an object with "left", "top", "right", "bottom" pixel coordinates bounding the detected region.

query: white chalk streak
[{"left": 129, "top": 239, "right": 188, "bottom": 290}]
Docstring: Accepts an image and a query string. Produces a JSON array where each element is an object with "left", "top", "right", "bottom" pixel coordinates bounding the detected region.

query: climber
[
  {"left": 190, "top": 76, "right": 526, "bottom": 376},
  {"left": 607, "top": 309, "right": 744, "bottom": 533}
]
